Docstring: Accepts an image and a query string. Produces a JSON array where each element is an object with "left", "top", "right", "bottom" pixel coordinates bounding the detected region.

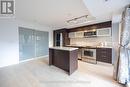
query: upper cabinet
[
  {"left": 53, "top": 21, "right": 112, "bottom": 45},
  {"left": 75, "top": 31, "right": 84, "bottom": 38},
  {"left": 69, "top": 27, "right": 111, "bottom": 38},
  {"left": 69, "top": 31, "right": 84, "bottom": 38},
  {"left": 69, "top": 32, "right": 75, "bottom": 38},
  {"left": 97, "top": 27, "right": 111, "bottom": 37},
  {"left": 68, "top": 21, "right": 112, "bottom": 38}
]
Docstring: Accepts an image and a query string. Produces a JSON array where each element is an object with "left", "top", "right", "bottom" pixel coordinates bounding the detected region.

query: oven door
[{"left": 82, "top": 49, "right": 96, "bottom": 59}]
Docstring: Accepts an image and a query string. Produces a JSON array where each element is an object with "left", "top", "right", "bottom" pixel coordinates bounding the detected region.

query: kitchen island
[{"left": 49, "top": 47, "right": 78, "bottom": 75}]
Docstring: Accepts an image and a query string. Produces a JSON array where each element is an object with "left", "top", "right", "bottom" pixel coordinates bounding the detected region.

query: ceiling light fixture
[{"left": 67, "top": 15, "right": 88, "bottom": 24}]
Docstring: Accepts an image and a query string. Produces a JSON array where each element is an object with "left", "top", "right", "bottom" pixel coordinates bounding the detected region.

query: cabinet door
[
  {"left": 19, "top": 27, "right": 49, "bottom": 61},
  {"left": 69, "top": 32, "right": 84, "bottom": 38},
  {"left": 97, "top": 28, "right": 111, "bottom": 36},
  {"left": 69, "top": 32, "right": 75, "bottom": 38},
  {"left": 19, "top": 27, "right": 35, "bottom": 60},
  {"left": 35, "top": 31, "right": 49, "bottom": 57},
  {"left": 75, "top": 31, "right": 84, "bottom": 38},
  {"left": 96, "top": 48, "right": 112, "bottom": 63}
]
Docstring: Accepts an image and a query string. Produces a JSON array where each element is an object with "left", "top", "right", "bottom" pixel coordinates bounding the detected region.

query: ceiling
[
  {"left": 83, "top": 0, "right": 130, "bottom": 21},
  {"left": 16, "top": 0, "right": 130, "bottom": 29},
  {"left": 16, "top": 0, "right": 90, "bottom": 28}
]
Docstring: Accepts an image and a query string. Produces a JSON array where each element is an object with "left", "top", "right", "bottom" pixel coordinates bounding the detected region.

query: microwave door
[
  {"left": 84, "top": 32, "right": 92, "bottom": 36},
  {"left": 84, "top": 31, "right": 97, "bottom": 37}
]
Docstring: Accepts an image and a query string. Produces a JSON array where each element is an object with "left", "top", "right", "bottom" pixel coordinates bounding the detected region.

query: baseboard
[
  {"left": 0, "top": 55, "right": 49, "bottom": 68},
  {"left": 19, "top": 55, "right": 49, "bottom": 63},
  {"left": 97, "top": 61, "right": 113, "bottom": 66}
]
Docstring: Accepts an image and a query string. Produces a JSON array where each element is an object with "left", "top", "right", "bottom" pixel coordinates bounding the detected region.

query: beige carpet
[{"left": 0, "top": 58, "right": 123, "bottom": 87}]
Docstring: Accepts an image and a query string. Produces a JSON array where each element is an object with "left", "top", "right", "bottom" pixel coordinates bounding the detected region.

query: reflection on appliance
[{"left": 82, "top": 48, "right": 97, "bottom": 64}]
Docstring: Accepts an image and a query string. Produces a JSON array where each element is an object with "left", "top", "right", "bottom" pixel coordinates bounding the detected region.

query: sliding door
[
  {"left": 19, "top": 27, "right": 35, "bottom": 61},
  {"left": 35, "top": 31, "right": 49, "bottom": 57},
  {"left": 19, "top": 27, "right": 49, "bottom": 61}
]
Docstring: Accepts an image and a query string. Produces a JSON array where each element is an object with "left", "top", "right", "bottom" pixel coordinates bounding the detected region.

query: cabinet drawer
[
  {"left": 101, "top": 55, "right": 107, "bottom": 58},
  {"left": 100, "top": 51, "right": 111, "bottom": 56},
  {"left": 97, "top": 56, "right": 112, "bottom": 63},
  {"left": 96, "top": 48, "right": 112, "bottom": 63},
  {"left": 97, "top": 48, "right": 112, "bottom": 52},
  {"left": 97, "top": 48, "right": 112, "bottom": 55}
]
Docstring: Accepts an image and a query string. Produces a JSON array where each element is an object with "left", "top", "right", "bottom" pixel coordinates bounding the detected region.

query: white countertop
[
  {"left": 66, "top": 45, "right": 113, "bottom": 49},
  {"left": 96, "top": 46, "right": 113, "bottom": 48},
  {"left": 49, "top": 46, "right": 78, "bottom": 51}
]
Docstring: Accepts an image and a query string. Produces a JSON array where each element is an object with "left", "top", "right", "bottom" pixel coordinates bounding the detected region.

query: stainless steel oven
[{"left": 82, "top": 48, "right": 97, "bottom": 64}]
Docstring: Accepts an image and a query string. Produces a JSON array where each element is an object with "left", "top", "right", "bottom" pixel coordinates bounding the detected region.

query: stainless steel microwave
[
  {"left": 82, "top": 48, "right": 96, "bottom": 59},
  {"left": 84, "top": 30, "right": 97, "bottom": 37},
  {"left": 82, "top": 48, "right": 97, "bottom": 64}
]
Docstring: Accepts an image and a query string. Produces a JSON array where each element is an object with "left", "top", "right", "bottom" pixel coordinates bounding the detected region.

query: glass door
[
  {"left": 19, "top": 27, "right": 49, "bottom": 61},
  {"left": 19, "top": 27, "right": 35, "bottom": 61},
  {"left": 35, "top": 31, "right": 49, "bottom": 57}
]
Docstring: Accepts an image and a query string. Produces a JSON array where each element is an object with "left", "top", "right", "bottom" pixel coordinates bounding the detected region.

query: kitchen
[
  {"left": 51, "top": 21, "right": 113, "bottom": 68},
  {"left": 0, "top": 0, "right": 129, "bottom": 87}
]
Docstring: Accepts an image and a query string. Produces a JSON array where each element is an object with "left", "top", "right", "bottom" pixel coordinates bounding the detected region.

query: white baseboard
[
  {"left": 0, "top": 55, "right": 49, "bottom": 68},
  {"left": 19, "top": 55, "right": 49, "bottom": 63}
]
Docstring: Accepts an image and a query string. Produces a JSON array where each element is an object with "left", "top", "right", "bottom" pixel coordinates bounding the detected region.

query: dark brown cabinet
[
  {"left": 96, "top": 48, "right": 112, "bottom": 63},
  {"left": 49, "top": 48, "right": 78, "bottom": 75},
  {"left": 53, "top": 29, "right": 70, "bottom": 46}
]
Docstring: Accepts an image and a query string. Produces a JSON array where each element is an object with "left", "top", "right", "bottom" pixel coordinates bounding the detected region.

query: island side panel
[
  {"left": 53, "top": 49, "right": 69, "bottom": 72},
  {"left": 69, "top": 49, "right": 78, "bottom": 75},
  {"left": 49, "top": 49, "right": 54, "bottom": 65}
]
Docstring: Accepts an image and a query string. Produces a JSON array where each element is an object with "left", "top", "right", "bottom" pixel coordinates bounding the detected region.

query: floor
[{"left": 0, "top": 57, "right": 123, "bottom": 87}]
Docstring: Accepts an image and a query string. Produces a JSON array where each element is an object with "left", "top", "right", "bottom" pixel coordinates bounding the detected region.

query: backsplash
[{"left": 70, "top": 36, "right": 112, "bottom": 46}]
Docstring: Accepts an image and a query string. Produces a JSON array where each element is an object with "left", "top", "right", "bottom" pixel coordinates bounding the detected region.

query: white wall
[
  {"left": 48, "top": 30, "right": 53, "bottom": 47},
  {"left": 17, "top": 20, "right": 54, "bottom": 47},
  {"left": 112, "top": 14, "right": 121, "bottom": 64},
  {"left": 0, "top": 19, "right": 19, "bottom": 67},
  {"left": 0, "top": 18, "right": 53, "bottom": 68},
  {"left": 112, "top": 23, "right": 120, "bottom": 64}
]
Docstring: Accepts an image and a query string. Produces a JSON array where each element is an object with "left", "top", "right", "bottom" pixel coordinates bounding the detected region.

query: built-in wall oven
[{"left": 82, "top": 48, "right": 97, "bottom": 64}]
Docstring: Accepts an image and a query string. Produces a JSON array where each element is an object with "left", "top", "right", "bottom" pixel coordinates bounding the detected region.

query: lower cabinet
[{"left": 96, "top": 48, "right": 112, "bottom": 64}]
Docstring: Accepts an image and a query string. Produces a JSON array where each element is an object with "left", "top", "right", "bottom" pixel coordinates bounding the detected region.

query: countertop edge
[
  {"left": 65, "top": 45, "right": 112, "bottom": 49},
  {"left": 49, "top": 47, "right": 78, "bottom": 51}
]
